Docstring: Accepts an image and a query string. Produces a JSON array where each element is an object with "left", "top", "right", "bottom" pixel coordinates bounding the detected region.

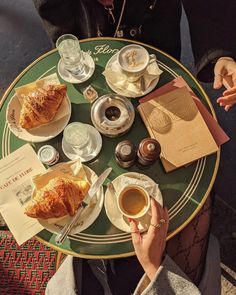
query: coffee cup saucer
[
  {"left": 61, "top": 124, "right": 102, "bottom": 162},
  {"left": 104, "top": 53, "right": 162, "bottom": 98},
  {"left": 104, "top": 172, "right": 163, "bottom": 233},
  {"left": 58, "top": 51, "right": 95, "bottom": 84}
]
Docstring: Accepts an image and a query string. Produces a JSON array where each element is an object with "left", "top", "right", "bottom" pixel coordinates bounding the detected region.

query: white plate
[
  {"left": 104, "top": 172, "right": 163, "bottom": 233},
  {"left": 58, "top": 51, "right": 95, "bottom": 84},
  {"left": 37, "top": 165, "right": 104, "bottom": 235},
  {"left": 62, "top": 124, "right": 103, "bottom": 162},
  {"left": 6, "top": 94, "right": 71, "bottom": 143},
  {"left": 105, "top": 53, "right": 160, "bottom": 98}
]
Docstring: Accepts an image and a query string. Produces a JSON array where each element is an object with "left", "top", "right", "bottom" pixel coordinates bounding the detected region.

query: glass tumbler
[
  {"left": 56, "top": 34, "right": 85, "bottom": 77},
  {"left": 63, "top": 122, "right": 92, "bottom": 156}
]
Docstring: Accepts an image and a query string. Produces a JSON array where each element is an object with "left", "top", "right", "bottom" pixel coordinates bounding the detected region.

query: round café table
[{"left": 0, "top": 38, "right": 219, "bottom": 259}]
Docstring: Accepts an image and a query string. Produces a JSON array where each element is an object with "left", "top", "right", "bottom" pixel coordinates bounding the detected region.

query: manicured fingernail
[{"left": 128, "top": 218, "right": 132, "bottom": 222}]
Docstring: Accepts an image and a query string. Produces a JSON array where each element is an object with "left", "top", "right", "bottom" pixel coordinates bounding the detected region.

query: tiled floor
[{"left": 0, "top": 1, "right": 235, "bottom": 293}]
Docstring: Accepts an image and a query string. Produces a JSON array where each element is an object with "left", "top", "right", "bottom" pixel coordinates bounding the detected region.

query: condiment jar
[
  {"left": 37, "top": 145, "right": 59, "bottom": 166},
  {"left": 115, "top": 140, "right": 136, "bottom": 168},
  {"left": 137, "top": 138, "right": 161, "bottom": 166}
]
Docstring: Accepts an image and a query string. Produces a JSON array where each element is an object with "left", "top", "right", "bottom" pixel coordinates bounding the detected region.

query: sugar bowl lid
[{"left": 91, "top": 94, "right": 135, "bottom": 137}]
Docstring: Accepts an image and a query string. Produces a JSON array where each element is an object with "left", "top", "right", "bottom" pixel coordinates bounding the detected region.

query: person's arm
[
  {"left": 130, "top": 200, "right": 201, "bottom": 295},
  {"left": 32, "top": 0, "right": 77, "bottom": 44},
  {"left": 182, "top": 0, "right": 236, "bottom": 82},
  {"left": 133, "top": 255, "right": 201, "bottom": 295}
]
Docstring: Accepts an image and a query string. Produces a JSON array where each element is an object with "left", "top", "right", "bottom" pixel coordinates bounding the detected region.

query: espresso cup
[
  {"left": 117, "top": 185, "right": 150, "bottom": 219},
  {"left": 117, "top": 44, "right": 156, "bottom": 82}
]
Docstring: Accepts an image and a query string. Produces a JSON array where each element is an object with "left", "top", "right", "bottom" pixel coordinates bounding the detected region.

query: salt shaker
[
  {"left": 115, "top": 140, "right": 137, "bottom": 168},
  {"left": 137, "top": 138, "right": 161, "bottom": 165}
]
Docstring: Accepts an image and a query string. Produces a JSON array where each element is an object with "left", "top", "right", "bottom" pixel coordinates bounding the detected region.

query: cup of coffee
[
  {"left": 117, "top": 185, "right": 150, "bottom": 219},
  {"left": 117, "top": 44, "right": 156, "bottom": 82}
]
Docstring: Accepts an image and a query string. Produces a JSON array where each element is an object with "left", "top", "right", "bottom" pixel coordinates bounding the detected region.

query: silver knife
[{"left": 55, "top": 167, "right": 112, "bottom": 245}]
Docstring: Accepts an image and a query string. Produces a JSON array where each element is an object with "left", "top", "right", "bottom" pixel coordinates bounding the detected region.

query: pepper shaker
[
  {"left": 115, "top": 140, "right": 137, "bottom": 168},
  {"left": 137, "top": 138, "right": 161, "bottom": 165}
]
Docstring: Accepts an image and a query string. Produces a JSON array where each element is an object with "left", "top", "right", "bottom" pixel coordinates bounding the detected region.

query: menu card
[
  {"left": 139, "top": 76, "right": 229, "bottom": 147},
  {"left": 0, "top": 144, "right": 45, "bottom": 245},
  {"left": 138, "top": 86, "right": 219, "bottom": 172}
]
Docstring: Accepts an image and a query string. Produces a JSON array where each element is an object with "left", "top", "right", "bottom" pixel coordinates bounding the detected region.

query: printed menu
[
  {"left": 0, "top": 144, "right": 45, "bottom": 245},
  {"left": 138, "top": 86, "right": 219, "bottom": 172}
]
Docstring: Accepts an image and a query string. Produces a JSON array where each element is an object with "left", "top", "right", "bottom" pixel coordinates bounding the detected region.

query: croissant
[
  {"left": 25, "top": 177, "right": 90, "bottom": 219},
  {"left": 19, "top": 84, "right": 67, "bottom": 129}
]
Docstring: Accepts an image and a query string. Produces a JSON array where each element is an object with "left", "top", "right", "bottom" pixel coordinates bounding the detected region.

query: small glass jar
[
  {"left": 115, "top": 140, "right": 136, "bottom": 168},
  {"left": 37, "top": 145, "right": 59, "bottom": 166},
  {"left": 137, "top": 138, "right": 161, "bottom": 166}
]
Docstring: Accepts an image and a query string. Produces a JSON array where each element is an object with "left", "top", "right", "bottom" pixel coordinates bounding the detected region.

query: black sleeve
[
  {"left": 182, "top": 0, "right": 236, "bottom": 82},
  {"left": 32, "top": 0, "right": 107, "bottom": 44},
  {"left": 32, "top": 0, "right": 77, "bottom": 44}
]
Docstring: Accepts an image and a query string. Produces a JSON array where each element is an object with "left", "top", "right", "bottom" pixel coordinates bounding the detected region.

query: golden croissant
[
  {"left": 19, "top": 84, "right": 67, "bottom": 129},
  {"left": 25, "top": 177, "right": 90, "bottom": 219}
]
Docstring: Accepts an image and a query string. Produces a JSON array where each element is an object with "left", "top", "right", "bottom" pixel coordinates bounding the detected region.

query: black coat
[{"left": 33, "top": 0, "right": 236, "bottom": 82}]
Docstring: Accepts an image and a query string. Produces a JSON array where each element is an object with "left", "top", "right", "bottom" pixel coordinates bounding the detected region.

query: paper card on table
[
  {"left": 139, "top": 76, "right": 229, "bottom": 146},
  {"left": 138, "top": 87, "right": 219, "bottom": 172},
  {"left": 0, "top": 144, "right": 46, "bottom": 245}
]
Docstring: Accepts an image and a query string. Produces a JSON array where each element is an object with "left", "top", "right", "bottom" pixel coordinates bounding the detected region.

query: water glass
[
  {"left": 56, "top": 34, "right": 85, "bottom": 77},
  {"left": 63, "top": 122, "right": 91, "bottom": 156}
]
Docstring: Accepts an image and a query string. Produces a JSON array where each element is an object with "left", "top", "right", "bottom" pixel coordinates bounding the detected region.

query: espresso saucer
[
  {"left": 62, "top": 124, "right": 102, "bottom": 162},
  {"left": 58, "top": 51, "right": 95, "bottom": 84},
  {"left": 104, "top": 172, "right": 163, "bottom": 233},
  {"left": 104, "top": 53, "right": 162, "bottom": 98}
]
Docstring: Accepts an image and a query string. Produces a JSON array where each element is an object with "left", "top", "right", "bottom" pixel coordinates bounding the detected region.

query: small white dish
[
  {"left": 6, "top": 94, "right": 71, "bottom": 143},
  {"left": 38, "top": 164, "right": 104, "bottom": 235},
  {"left": 58, "top": 51, "right": 95, "bottom": 84},
  {"left": 105, "top": 53, "right": 161, "bottom": 98},
  {"left": 62, "top": 124, "right": 102, "bottom": 162},
  {"left": 104, "top": 172, "right": 163, "bottom": 233}
]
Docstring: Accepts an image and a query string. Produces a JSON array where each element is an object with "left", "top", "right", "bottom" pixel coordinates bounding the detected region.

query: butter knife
[{"left": 55, "top": 167, "right": 112, "bottom": 245}]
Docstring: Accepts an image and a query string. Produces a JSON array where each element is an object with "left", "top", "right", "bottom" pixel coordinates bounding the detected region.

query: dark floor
[{"left": 0, "top": 0, "right": 235, "bottom": 293}]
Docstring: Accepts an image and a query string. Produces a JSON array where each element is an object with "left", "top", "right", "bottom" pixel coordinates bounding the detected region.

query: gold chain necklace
[{"left": 98, "top": 0, "right": 157, "bottom": 38}]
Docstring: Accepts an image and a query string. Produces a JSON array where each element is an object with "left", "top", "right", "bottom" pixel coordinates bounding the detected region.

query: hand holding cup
[{"left": 130, "top": 199, "right": 169, "bottom": 280}]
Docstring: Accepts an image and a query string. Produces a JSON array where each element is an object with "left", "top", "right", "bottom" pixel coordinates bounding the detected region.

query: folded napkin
[{"left": 104, "top": 59, "right": 163, "bottom": 96}]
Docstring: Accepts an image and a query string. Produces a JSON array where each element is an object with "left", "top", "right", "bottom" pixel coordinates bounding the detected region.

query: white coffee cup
[
  {"left": 117, "top": 44, "right": 156, "bottom": 82},
  {"left": 117, "top": 184, "right": 150, "bottom": 219}
]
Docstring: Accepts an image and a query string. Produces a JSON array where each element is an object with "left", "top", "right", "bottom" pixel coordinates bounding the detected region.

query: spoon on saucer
[{"left": 107, "top": 182, "right": 118, "bottom": 198}]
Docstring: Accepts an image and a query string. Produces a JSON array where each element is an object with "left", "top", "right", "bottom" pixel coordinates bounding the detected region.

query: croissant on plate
[
  {"left": 24, "top": 177, "right": 90, "bottom": 219},
  {"left": 19, "top": 84, "right": 67, "bottom": 129}
]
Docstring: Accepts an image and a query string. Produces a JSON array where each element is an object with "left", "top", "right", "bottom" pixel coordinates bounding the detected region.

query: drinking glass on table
[
  {"left": 63, "top": 122, "right": 92, "bottom": 156},
  {"left": 56, "top": 34, "right": 85, "bottom": 77}
]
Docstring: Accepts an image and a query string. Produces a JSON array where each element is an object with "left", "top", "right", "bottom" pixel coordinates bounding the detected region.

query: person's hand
[
  {"left": 213, "top": 57, "right": 236, "bottom": 111},
  {"left": 129, "top": 199, "right": 169, "bottom": 281},
  {"left": 216, "top": 85, "right": 236, "bottom": 111}
]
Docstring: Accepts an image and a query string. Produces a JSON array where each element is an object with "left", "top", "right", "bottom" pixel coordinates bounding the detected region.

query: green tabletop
[{"left": 0, "top": 38, "right": 219, "bottom": 258}]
